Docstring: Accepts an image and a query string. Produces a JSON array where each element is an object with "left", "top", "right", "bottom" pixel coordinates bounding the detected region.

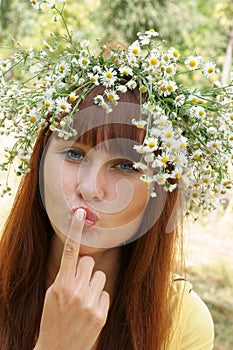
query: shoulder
[{"left": 167, "top": 276, "right": 215, "bottom": 350}]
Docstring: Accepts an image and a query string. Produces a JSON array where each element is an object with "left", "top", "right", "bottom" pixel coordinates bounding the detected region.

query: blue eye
[
  {"left": 115, "top": 160, "right": 139, "bottom": 173},
  {"left": 65, "top": 148, "right": 84, "bottom": 162}
]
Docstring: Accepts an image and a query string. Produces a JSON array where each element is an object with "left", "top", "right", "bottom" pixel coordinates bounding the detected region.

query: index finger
[{"left": 57, "top": 208, "right": 86, "bottom": 279}]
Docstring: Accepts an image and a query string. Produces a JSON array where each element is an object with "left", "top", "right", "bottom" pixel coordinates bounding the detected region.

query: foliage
[{"left": 91, "top": 0, "right": 167, "bottom": 44}]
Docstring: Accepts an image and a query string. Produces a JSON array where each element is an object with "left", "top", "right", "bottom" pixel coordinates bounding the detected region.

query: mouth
[{"left": 72, "top": 206, "right": 99, "bottom": 228}]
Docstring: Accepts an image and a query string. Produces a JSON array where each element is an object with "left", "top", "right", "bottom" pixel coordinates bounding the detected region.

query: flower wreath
[{"left": 0, "top": 0, "right": 233, "bottom": 215}]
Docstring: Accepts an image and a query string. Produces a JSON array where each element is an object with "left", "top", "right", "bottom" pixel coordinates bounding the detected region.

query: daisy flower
[
  {"left": 132, "top": 119, "right": 147, "bottom": 129},
  {"left": 94, "top": 95, "right": 105, "bottom": 106},
  {"left": 163, "top": 63, "right": 177, "bottom": 77},
  {"left": 168, "top": 47, "right": 180, "bottom": 61},
  {"left": 47, "top": 0, "right": 55, "bottom": 9},
  {"left": 30, "top": 0, "right": 40, "bottom": 10},
  {"left": 207, "top": 140, "right": 222, "bottom": 152},
  {"left": 105, "top": 90, "right": 119, "bottom": 103},
  {"left": 153, "top": 172, "right": 170, "bottom": 185},
  {"left": 119, "top": 66, "right": 133, "bottom": 76},
  {"left": 56, "top": 61, "right": 70, "bottom": 76},
  {"left": 126, "top": 80, "right": 137, "bottom": 90},
  {"left": 128, "top": 40, "right": 141, "bottom": 56},
  {"left": 192, "top": 150, "right": 202, "bottom": 160},
  {"left": 43, "top": 99, "right": 54, "bottom": 112},
  {"left": 144, "top": 137, "right": 159, "bottom": 152},
  {"left": 190, "top": 106, "right": 206, "bottom": 119},
  {"left": 202, "top": 61, "right": 216, "bottom": 78},
  {"left": 88, "top": 73, "right": 100, "bottom": 85},
  {"left": 56, "top": 97, "right": 72, "bottom": 113},
  {"left": 101, "top": 68, "right": 117, "bottom": 87},
  {"left": 117, "top": 85, "right": 128, "bottom": 93},
  {"left": 80, "top": 40, "right": 90, "bottom": 48},
  {"left": 185, "top": 55, "right": 202, "bottom": 70},
  {"left": 148, "top": 53, "right": 160, "bottom": 68},
  {"left": 163, "top": 80, "right": 177, "bottom": 96},
  {"left": 174, "top": 94, "right": 186, "bottom": 107},
  {"left": 78, "top": 57, "right": 90, "bottom": 69}
]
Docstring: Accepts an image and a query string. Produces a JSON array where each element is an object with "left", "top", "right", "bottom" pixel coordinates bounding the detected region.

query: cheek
[
  {"left": 43, "top": 153, "right": 70, "bottom": 219},
  {"left": 127, "top": 181, "right": 149, "bottom": 217},
  {"left": 111, "top": 179, "right": 149, "bottom": 226},
  {"left": 61, "top": 164, "right": 78, "bottom": 198}
]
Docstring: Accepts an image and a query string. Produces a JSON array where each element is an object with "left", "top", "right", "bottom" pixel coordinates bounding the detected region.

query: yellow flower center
[
  {"left": 207, "top": 67, "right": 214, "bottom": 74},
  {"left": 175, "top": 173, "right": 182, "bottom": 179},
  {"left": 191, "top": 97, "right": 198, "bottom": 103},
  {"left": 106, "top": 72, "right": 113, "bottom": 79},
  {"left": 122, "top": 70, "right": 129, "bottom": 75},
  {"left": 82, "top": 59, "right": 87, "bottom": 65},
  {"left": 199, "top": 110, "right": 205, "bottom": 117},
  {"left": 59, "top": 65, "right": 65, "bottom": 71},
  {"left": 193, "top": 153, "right": 201, "bottom": 160},
  {"left": 173, "top": 50, "right": 179, "bottom": 58},
  {"left": 148, "top": 141, "right": 156, "bottom": 148},
  {"left": 166, "top": 141, "right": 172, "bottom": 148},
  {"left": 166, "top": 67, "right": 172, "bottom": 74},
  {"left": 107, "top": 93, "right": 115, "bottom": 101},
  {"left": 139, "top": 86, "right": 147, "bottom": 93},
  {"left": 90, "top": 76, "right": 96, "bottom": 83},
  {"left": 212, "top": 142, "right": 218, "bottom": 148},
  {"left": 180, "top": 142, "right": 186, "bottom": 149},
  {"left": 60, "top": 103, "right": 67, "bottom": 110},
  {"left": 136, "top": 124, "right": 145, "bottom": 129},
  {"left": 159, "top": 121, "right": 166, "bottom": 126},
  {"left": 24, "top": 106, "right": 30, "bottom": 113},
  {"left": 161, "top": 156, "right": 168, "bottom": 163},
  {"left": 70, "top": 95, "right": 77, "bottom": 102},
  {"left": 203, "top": 178, "right": 209, "bottom": 184},
  {"left": 165, "top": 131, "right": 172, "bottom": 138},
  {"left": 44, "top": 101, "right": 51, "bottom": 108},
  {"left": 132, "top": 48, "right": 139, "bottom": 55},
  {"left": 189, "top": 60, "right": 197, "bottom": 67},
  {"left": 30, "top": 116, "right": 36, "bottom": 123},
  {"left": 150, "top": 57, "right": 157, "bottom": 65},
  {"left": 192, "top": 192, "right": 198, "bottom": 198},
  {"left": 167, "top": 84, "right": 174, "bottom": 92},
  {"left": 194, "top": 183, "right": 200, "bottom": 188},
  {"left": 230, "top": 136, "right": 233, "bottom": 141},
  {"left": 230, "top": 114, "right": 233, "bottom": 121}
]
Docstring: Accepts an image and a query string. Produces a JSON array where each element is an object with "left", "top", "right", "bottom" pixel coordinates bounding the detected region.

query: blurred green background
[{"left": 1, "top": 0, "right": 233, "bottom": 349}]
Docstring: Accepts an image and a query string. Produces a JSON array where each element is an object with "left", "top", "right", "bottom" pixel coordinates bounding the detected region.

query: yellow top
[{"left": 167, "top": 277, "right": 215, "bottom": 350}]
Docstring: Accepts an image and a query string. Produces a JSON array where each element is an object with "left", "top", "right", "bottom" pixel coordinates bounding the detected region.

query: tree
[{"left": 215, "top": 0, "right": 233, "bottom": 84}]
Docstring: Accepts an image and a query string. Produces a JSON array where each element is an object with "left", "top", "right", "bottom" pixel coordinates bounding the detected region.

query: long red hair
[{"left": 0, "top": 86, "right": 183, "bottom": 349}]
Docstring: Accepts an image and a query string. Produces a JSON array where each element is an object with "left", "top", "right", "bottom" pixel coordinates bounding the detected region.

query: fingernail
[{"left": 75, "top": 208, "right": 86, "bottom": 221}]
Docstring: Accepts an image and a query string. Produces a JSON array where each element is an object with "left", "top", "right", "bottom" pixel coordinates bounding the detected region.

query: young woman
[
  {"left": 0, "top": 86, "right": 214, "bottom": 349},
  {"left": 2, "top": 4, "right": 232, "bottom": 346}
]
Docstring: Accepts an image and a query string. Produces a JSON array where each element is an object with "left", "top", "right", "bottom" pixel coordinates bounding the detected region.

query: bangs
[{"left": 69, "top": 97, "right": 146, "bottom": 161}]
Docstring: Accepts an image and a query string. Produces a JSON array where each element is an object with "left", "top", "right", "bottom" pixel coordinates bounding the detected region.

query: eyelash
[
  {"left": 65, "top": 148, "right": 84, "bottom": 162},
  {"left": 64, "top": 148, "right": 139, "bottom": 173}
]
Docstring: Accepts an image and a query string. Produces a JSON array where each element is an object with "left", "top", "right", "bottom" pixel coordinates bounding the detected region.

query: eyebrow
[{"left": 59, "top": 139, "right": 142, "bottom": 162}]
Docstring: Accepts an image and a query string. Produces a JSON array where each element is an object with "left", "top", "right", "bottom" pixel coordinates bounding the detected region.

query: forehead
[{"left": 56, "top": 102, "right": 145, "bottom": 146}]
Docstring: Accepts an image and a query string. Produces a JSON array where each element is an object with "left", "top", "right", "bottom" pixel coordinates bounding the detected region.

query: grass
[{"left": 185, "top": 208, "right": 233, "bottom": 350}]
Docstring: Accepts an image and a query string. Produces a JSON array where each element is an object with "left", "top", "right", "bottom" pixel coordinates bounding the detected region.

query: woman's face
[{"left": 42, "top": 132, "right": 151, "bottom": 251}]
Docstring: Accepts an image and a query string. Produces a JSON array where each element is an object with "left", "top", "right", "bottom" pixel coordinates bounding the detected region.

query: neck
[{"left": 46, "top": 234, "right": 122, "bottom": 300}]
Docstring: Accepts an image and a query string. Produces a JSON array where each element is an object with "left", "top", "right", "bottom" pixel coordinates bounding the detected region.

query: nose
[{"left": 76, "top": 163, "right": 105, "bottom": 201}]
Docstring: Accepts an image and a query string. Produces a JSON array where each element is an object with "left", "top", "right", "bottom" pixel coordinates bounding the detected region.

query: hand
[{"left": 34, "top": 209, "right": 110, "bottom": 350}]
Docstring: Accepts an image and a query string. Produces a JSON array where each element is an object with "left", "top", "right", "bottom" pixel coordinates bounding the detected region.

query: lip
[{"left": 72, "top": 206, "right": 99, "bottom": 228}]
